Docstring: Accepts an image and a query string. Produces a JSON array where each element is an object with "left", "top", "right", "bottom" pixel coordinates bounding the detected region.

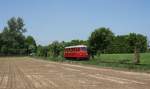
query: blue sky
[{"left": 0, "top": 0, "right": 149, "bottom": 45}]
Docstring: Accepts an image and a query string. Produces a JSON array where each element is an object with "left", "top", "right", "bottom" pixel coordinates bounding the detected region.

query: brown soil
[{"left": 0, "top": 57, "right": 149, "bottom": 89}]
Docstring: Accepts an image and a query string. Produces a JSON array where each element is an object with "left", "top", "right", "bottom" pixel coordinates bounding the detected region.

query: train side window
[
  {"left": 66, "top": 49, "right": 68, "bottom": 52},
  {"left": 75, "top": 48, "right": 77, "bottom": 52},
  {"left": 72, "top": 48, "right": 74, "bottom": 52},
  {"left": 70, "top": 48, "right": 72, "bottom": 52},
  {"left": 71, "top": 48, "right": 73, "bottom": 52},
  {"left": 77, "top": 48, "right": 79, "bottom": 51},
  {"left": 74, "top": 48, "right": 76, "bottom": 52},
  {"left": 67, "top": 48, "right": 69, "bottom": 52}
]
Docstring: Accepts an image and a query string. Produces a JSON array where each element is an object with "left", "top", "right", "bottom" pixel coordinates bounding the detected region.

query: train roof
[{"left": 65, "top": 45, "right": 87, "bottom": 49}]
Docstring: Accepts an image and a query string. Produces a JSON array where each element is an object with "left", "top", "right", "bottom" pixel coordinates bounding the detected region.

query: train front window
[{"left": 81, "top": 47, "right": 87, "bottom": 51}]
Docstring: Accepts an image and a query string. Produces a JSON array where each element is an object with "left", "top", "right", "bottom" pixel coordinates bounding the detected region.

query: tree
[
  {"left": 148, "top": 41, "right": 150, "bottom": 52},
  {"left": 7, "top": 17, "right": 26, "bottom": 33},
  {"left": 88, "top": 27, "right": 114, "bottom": 57},
  {"left": 36, "top": 45, "right": 48, "bottom": 57},
  {"left": 1, "top": 45, "right": 8, "bottom": 55},
  {"left": 0, "top": 33, "right": 2, "bottom": 54},
  {"left": 70, "top": 40, "right": 87, "bottom": 46},
  {"left": 106, "top": 35, "right": 130, "bottom": 53},
  {"left": 25, "top": 36, "right": 37, "bottom": 55},
  {"left": 49, "top": 41, "right": 62, "bottom": 57},
  {"left": 1, "top": 17, "right": 27, "bottom": 55},
  {"left": 127, "top": 33, "right": 147, "bottom": 64}
]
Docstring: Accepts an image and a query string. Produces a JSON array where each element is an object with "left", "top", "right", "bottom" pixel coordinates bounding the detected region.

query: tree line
[
  {"left": 89, "top": 28, "right": 147, "bottom": 54},
  {"left": 36, "top": 28, "right": 148, "bottom": 56},
  {"left": 0, "top": 17, "right": 148, "bottom": 63}
]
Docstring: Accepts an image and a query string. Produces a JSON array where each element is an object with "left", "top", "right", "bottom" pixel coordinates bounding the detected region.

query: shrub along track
[{"left": 0, "top": 57, "right": 150, "bottom": 89}]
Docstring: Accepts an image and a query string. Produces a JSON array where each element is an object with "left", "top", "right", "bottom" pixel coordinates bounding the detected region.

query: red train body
[{"left": 64, "top": 45, "right": 89, "bottom": 59}]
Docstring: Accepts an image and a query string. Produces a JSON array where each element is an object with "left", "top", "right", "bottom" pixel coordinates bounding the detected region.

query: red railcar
[{"left": 64, "top": 45, "right": 89, "bottom": 59}]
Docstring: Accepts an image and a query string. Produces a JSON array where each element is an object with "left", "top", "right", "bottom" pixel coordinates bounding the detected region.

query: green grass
[
  {"left": 140, "top": 53, "right": 150, "bottom": 64},
  {"left": 93, "top": 53, "right": 150, "bottom": 65},
  {"left": 79, "top": 53, "right": 150, "bottom": 72},
  {"left": 34, "top": 53, "right": 150, "bottom": 72}
]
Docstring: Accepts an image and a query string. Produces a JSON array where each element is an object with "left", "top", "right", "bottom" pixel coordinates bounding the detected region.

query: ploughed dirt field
[{"left": 0, "top": 57, "right": 150, "bottom": 89}]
